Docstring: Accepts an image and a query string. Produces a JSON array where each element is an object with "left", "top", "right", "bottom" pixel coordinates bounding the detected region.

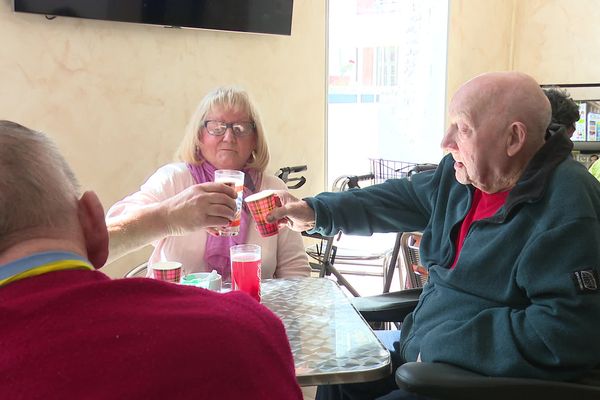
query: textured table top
[{"left": 261, "top": 277, "right": 391, "bottom": 386}]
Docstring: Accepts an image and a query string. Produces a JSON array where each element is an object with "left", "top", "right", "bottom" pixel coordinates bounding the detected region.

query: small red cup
[
  {"left": 151, "top": 261, "right": 183, "bottom": 284},
  {"left": 244, "top": 190, "right": 281, "bottom": 237}
]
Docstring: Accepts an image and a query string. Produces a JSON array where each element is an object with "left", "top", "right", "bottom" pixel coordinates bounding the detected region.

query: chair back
[{"left": 125, "top": 263, "right": 148, "bottom": 278}]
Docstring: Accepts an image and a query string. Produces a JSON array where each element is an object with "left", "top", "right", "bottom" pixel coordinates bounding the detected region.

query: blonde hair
[{"left": 176, "top": 86, "right": 270, "bottom": 171}]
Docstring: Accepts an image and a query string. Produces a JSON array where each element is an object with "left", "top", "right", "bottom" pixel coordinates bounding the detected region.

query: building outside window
[{"left": 327, "top": 0, "right": 449, "bottom": 187}]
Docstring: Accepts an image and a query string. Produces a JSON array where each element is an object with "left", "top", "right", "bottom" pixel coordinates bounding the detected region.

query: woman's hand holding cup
[{"left": 161, "top": 182, "right": 238, "bottom": 236}]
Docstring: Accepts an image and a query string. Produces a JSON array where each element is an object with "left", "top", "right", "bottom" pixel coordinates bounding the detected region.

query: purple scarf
[{"left": 187, "top": 161, "right": 262, "bottom": 280}]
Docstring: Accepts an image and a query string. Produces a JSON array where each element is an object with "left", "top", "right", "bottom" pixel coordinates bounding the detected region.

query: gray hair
[{"left": 0, "top": 121, "right": 80, "bottom": 250}]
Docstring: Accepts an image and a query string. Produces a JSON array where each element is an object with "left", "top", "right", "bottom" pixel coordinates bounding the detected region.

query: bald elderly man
[{"left": 269, "top": 72, "right": 600, "bottom": 400}]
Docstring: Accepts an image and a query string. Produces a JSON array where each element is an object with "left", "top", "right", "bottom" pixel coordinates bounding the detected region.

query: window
[
  {"left": 375, "top": 46, "right": 399, "bottom": 87},
  {"left": 327, "top": 0, "right": 449, "bottom": 186},
  {"left": 325, "top": 0, "right": 449, "bottom": 294}
]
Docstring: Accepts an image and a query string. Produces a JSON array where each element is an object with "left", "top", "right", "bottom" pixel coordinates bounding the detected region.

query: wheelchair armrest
[
  {"left": 396, "top": 362, "right": 600, "bottom": 400},
  {"left": 351, "top": 288, "right": 421, "bottom": 322}
]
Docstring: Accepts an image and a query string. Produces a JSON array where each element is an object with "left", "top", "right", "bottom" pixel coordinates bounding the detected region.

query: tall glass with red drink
[{"left": 230, "top": 244, "right": 261, "bottom": 302}]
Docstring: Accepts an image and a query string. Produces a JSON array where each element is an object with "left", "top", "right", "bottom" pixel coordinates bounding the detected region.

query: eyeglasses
[{"left": 203, "top": 120, "right": 256, "bottom": 137}]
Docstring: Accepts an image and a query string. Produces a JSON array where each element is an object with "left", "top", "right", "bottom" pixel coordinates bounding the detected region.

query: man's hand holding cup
[{"left": 264, "top": 190, "right": 316, "bottom": 232}]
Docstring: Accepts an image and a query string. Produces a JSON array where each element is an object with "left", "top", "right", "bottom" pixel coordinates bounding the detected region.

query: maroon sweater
[{"left": 0, "top": 269, "right": 302, "bottom": 399}]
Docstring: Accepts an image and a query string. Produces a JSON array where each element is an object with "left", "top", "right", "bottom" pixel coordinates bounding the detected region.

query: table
[{"left": 261, "top": 277, "right": 392, "bottom": 386}]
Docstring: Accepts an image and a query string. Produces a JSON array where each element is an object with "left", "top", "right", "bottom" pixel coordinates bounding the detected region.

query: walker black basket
[{"left": 369, "top": 158, "right": 419, "bottom": 184}]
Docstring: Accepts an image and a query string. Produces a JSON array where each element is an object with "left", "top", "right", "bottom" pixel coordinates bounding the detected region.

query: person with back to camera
[
  {"left": 0, "top": 120, "right": 303, "bottom": 399},
  {"left": 106, "top": 86, "right": 310, "bottom": 280},
  {"left": 267, "top": 72, "right": 600, "bottom": 400},
  {"left": 543, "top": 87, "right": 580, "bottom": 138}
]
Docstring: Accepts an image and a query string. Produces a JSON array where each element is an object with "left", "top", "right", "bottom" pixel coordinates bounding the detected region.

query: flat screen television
[{"left": 13, "top": 0, "right": 294, "bottom": 36}]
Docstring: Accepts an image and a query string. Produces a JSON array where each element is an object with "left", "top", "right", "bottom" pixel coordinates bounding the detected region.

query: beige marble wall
[
  {"left": 512, "top": 0, "right": 600, "bottom": 84},
  {"left": 446, "top": 0, "right": 515, "bottom": 108},
  {"left": 447, "top": 0, "right": 600, "bottom": 98},
  {"left": 0, "top": 2, "right": 326, "bottom": 277}
]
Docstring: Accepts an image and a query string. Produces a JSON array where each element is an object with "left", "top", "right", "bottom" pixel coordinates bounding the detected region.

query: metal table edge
[{"left": 297, "top": 360, "right": 393, "bottom": 387}]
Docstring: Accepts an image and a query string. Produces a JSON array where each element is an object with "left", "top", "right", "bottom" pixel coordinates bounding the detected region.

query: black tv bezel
[{"left": 12, "top": 0, "right": 294, "bottom": 36}]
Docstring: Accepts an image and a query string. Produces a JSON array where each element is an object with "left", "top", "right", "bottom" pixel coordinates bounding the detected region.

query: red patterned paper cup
[
  {"left": 151, "top": 261, "right": 183, "bottom": 284},
  {"left": 245, "top": 190, "right": 281, "bottom": 237}
]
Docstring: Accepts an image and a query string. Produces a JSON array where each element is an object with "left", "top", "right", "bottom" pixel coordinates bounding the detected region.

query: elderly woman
[{"left": 106, "top": 86, "right": 310, "bottom": 279}]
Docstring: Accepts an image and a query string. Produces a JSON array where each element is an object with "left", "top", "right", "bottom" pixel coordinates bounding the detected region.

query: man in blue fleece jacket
[{"left": 268, "top": 72, "right": 600, "bottom": 400}]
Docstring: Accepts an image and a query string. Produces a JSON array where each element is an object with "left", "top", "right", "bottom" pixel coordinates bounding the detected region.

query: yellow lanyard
[{"left": 0, "top": 259, "right": 94, "bottom": 287}]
